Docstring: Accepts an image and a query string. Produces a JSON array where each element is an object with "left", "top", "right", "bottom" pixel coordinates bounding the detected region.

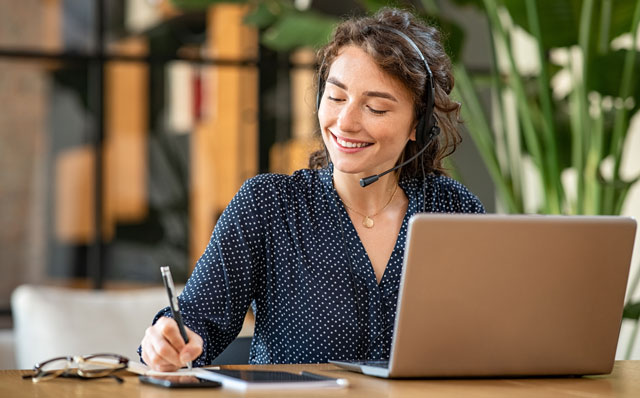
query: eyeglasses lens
[
  {"left": 77, "top": 354, "right": 128, "bottom": 377},
  {"left": 33, "top": 358, "right": 71, "bottom": 382}
]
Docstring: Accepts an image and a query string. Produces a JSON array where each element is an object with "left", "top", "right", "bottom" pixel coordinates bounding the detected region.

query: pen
[{"left": 160, "top": 266, "right": 192, "bottom": 371}]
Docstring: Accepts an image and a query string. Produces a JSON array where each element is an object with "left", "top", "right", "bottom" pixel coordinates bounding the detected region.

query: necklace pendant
[{"left": 362, "top": 216, "right": 374, "bottom": 228}]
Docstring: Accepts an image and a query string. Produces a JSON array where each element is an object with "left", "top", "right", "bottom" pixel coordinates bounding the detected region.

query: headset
[{"left": 316, "top": 25, "right": 441, "bottom": 187}]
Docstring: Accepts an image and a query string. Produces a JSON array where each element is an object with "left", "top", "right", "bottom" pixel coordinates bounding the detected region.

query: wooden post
[{"left": 190, "top": 4, "right": 258, "bottom": 267}]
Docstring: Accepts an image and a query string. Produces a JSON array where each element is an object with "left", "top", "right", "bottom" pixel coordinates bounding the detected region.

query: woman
[{"left": 140, "top": 7, "right": 485, "bottom": 371}]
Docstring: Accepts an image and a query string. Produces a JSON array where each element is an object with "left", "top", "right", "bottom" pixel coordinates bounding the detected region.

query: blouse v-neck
[{"left": 327, "top": 174, "right": 414, "bottom": 290}]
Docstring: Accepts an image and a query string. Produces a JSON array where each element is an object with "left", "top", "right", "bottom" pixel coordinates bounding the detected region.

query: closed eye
[
  {"left": 367, "top": 106, "right": 387, "bottom": 115},
  {"left": 328, "top": 96, "right": 345, "bottom": 102}
]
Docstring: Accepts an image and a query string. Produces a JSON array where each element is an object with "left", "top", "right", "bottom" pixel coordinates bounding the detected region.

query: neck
[{"left": 333, "top": 168, "right": 399, "bottom": 215}]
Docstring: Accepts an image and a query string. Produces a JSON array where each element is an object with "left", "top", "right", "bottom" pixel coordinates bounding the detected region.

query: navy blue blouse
[{"left": 147, "top": 166, "right": 485, "bottom": 365}]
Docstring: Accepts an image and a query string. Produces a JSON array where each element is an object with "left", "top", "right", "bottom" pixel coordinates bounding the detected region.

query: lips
[{"left": 332, "top": 132, "right": 372, "bottom": 151}]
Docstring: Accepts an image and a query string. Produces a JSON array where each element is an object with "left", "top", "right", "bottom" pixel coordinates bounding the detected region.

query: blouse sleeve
[
  {"left": 142, "top": 176, "right": 269, "bottom": 366},
  {"left": 428, "top": 175, "right": 486, "bottom": 214}
]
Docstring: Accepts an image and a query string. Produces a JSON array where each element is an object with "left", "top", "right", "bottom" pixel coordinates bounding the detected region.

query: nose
[{"left": 337, "top": 102, "right": 361, "bottom": 133}]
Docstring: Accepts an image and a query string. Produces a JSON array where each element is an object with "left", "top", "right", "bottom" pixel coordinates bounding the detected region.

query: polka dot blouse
[{"left": 145, "top": 165, "right": 485, "bottom": 365}]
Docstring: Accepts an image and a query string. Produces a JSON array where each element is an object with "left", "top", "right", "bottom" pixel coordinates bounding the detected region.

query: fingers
[
  {"left": 158, "top": 317, "right": 189, "bottom": 352},
  {"left": 141, "top": 319, "right": 180, "bottom": 371},
  {"left": 141, "top": 334, "right": 179, "bottom": 372},
  {"left": 180, "top": 329, "right": 203, "bottom": 364},
  {"left": 141, "top": 317, "right": 201, "bottom": 371}
]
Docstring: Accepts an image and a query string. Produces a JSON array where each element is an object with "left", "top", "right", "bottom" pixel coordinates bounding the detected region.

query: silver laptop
[{"left": 330, "top": 214, "right": 637, "bottom": 378}]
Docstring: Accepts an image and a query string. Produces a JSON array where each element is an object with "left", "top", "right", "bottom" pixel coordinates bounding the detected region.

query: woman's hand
[{"left": 141, "top": 316, "right": 203, "bottom": 371}]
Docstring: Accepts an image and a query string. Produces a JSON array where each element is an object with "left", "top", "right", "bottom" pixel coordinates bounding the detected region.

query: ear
[{"left": 408, "top": 122, "right": 417, "bottom": 141}]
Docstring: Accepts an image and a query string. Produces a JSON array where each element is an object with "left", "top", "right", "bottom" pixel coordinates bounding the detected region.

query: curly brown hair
[{"left": 309, "top": 8, "right": 461, "bottom": 179}]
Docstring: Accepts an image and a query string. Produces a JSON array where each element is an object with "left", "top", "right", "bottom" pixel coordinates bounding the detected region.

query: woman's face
[{"left": 318, "top": 45, "right": 416, "bottom": 179}]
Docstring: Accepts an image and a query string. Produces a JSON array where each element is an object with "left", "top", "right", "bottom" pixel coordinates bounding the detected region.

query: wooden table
[{"left": 2, "top": 361, "right": 640, "bottom": 397}]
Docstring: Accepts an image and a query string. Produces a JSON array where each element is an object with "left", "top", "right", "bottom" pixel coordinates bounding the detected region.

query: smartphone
[{"left": 139, "top": 375, "right": 222, "bottom": 388}]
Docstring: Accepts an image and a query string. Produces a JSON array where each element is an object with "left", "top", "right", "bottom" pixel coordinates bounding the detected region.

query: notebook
[
  {"left": 330, "top": 214, "right": 637, "bottom": 378},
  {"left": 195, "top": 369, "right": 348, "bottom": 390}
]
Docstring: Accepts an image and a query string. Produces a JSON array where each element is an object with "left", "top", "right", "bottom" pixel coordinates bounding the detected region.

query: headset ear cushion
[{"left": 415, "top": 115, "right": 428, "bottom": 147}]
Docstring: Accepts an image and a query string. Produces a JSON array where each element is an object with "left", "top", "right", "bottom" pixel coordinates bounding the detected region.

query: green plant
[
  {"left": 452, "top": 0, "right": 640, "bottom": 216},
  {"left": 450, "top": 0, "right": 640, "bottom": 358}
]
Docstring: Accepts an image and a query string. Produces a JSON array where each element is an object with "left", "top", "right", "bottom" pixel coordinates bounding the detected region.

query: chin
[{"left": 331, "top": 160, "right": 370, "bottom": 176}]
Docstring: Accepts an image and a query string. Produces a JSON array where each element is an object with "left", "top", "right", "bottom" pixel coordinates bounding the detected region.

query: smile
[{"left": 334, "top": 134, "right": 372, "bottom": 149}]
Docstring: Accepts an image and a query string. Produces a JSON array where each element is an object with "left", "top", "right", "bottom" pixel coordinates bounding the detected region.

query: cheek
[
  {"left": 375, "top": 117, "right": 412, "bottom": 143},
  {"left": 317, "top": 107, "right": 332, "bottom": 146},
  {"left": 317, "top": 106, "right": 326, "bottom": 128},
  {"left": 317, "top": 101, "right": 334, "bottom": 129}
]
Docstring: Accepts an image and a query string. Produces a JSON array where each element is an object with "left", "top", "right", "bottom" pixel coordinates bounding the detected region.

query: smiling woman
[
  {"left": 310, "top": 9, "right": 463, "bottom": 181},
  {"left": 139, "top": 7, "right": 485, "bottom": 371},
  {"left": 318, "top": 45, "right": 416, "bottom": 178}
]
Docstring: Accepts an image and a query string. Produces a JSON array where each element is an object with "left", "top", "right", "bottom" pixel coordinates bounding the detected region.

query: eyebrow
[{"left": 326, "top": 77, "right": 398, "bottom": 102}]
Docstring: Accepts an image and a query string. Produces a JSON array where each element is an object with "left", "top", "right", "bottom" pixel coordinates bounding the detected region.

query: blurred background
[{"left": 0, "top": 0, "right": 639, "bottom": 367}]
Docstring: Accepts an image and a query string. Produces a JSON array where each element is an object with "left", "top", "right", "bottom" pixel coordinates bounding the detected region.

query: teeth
[{"left": 336, "top": 136, "right": 370, "bottom": 148}]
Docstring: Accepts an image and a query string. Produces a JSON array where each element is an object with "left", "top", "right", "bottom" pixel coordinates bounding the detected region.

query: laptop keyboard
[{"left": 344, "top": 360, "right": 389, "bottom": 368}]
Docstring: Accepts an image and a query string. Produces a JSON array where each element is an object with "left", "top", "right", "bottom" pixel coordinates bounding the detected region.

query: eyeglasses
[{"left": 22, "top": 353, "right": 129, "bottom": 383}]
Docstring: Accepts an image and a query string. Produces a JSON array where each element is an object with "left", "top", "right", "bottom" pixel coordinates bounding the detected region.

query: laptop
[{"left": 330, "top": 214, "right": 637, "bottom": 378}]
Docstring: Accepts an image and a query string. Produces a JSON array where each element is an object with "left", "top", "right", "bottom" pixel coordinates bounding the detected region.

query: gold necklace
[{"left": 341, "top": 184, "right": 399, "bottom": 228}]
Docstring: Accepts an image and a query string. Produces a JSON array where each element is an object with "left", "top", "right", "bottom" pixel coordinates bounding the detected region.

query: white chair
[
  {"left": 11, "top": 284, "right": 170, "bottom": 370},
  {"left": 11, "top": 284, "right": 255, "bottom": 370}
]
